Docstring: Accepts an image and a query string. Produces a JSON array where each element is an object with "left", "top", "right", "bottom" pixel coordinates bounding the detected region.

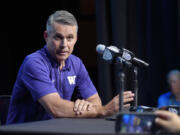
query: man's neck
[{"left": 59, "top": 61, "right": 65, "bottom": 70}]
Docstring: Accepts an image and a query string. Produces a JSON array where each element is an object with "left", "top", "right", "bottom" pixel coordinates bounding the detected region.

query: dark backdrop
[
  {"left": 96, "top": 0, "right": 180, "bottom": 106},
  {"left": 0, "top": 0, "right": 180, "bottom": 108},
  {"left": 0, "top": 0, "right": 97, "bottom": 95}
]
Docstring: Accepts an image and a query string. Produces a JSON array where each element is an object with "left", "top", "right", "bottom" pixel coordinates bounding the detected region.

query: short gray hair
[
  {"left": 46, "top": 10, "right": 78, "bottom": 34},
  {"left": 167, "top": 69, "right": 180, "bottom": 80}
]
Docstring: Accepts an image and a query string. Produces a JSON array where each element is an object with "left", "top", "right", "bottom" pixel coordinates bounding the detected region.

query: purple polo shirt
[{"left": 6, "top": 45, "right": 97, "bottom": 124}]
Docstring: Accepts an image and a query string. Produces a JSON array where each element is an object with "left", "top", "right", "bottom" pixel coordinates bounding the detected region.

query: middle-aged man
[
  {"left": 158, "top": 69, "right": 180, "bottom": 108},
  {"left": 6, "top": 10, "right": 134, "bottom": 124}
]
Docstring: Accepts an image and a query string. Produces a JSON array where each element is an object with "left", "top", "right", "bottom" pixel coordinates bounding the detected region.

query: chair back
[{"left": 0, "top": 95, "right": 11, "bottom": 125}]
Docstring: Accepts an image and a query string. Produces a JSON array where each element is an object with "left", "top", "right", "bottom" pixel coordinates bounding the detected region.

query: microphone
[{"left": 96, "top": 44, "right": 149, "bottom": 67}]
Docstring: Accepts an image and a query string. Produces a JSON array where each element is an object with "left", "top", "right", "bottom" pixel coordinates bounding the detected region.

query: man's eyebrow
[
  {"left": 67, "top": 34, "right": 74, "bottom": 37},
  {"left": 55, "top": 33, "right": 63, "bottom": 36},
  {"left": 55, "top": 33, "right": 74, "bottom": 37}
]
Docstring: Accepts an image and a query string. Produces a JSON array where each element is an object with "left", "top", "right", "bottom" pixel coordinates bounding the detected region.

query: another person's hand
[
  {"left": 155, "top": 110, "right": 180, "bottom": 133},
  {"left": 73, "top": 99, "right": 93, "bottom": 115}
]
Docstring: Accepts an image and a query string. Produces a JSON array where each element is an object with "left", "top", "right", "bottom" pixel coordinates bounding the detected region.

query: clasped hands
[{"left": 73, "top": 91, "right": 134, "bottom": 116}]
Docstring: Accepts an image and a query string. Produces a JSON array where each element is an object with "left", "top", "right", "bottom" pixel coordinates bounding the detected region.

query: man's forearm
[
  {"left": 86, "top": 95, "right": 102, "bottom": 106},
  {"left": 39, "top": 93, "right": 104, "bottom": 118},
  {"left": 55, "top": 99, "right": 105, "bottom": 118}
]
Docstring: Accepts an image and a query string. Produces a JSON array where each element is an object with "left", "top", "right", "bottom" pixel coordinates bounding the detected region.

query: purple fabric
[{"left": 6, "top": 45, "right": 97, "bottom": 124}]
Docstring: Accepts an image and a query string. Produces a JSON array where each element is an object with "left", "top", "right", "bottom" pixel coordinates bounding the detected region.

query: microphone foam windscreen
[{"left": 96, "top": 44, "right": 105, "bottom": 54}]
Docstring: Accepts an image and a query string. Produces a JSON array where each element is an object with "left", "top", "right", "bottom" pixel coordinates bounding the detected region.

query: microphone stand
[
  {"left": 119, "top": 69, "right": 125, "bottom": 112},
  {"left": 115, "top": 57, "right": 140, "bottom": 112},
  {"left": 130, "top": 66, "right": 155, "bottom": 113},
  {"left": 115, "top": 57, "right": 131, "bottom": 112},
  {"left": 118, "top": 65, "right": 139, "bottom": 112},
  {"left": 132, "top": 66, "right": 138, "bottom": 108}
]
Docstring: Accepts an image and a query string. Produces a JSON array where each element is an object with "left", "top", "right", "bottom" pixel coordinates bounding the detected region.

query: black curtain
[
  {"left": 96, "top": 0, "right": 113, "bottom": 104},
  {"left": 96, "top": 0, "right": 180, "bottom": 107},
  {"left": 0, "top": 0, "right": 89, "bottom": 95},
  {"left": 137, "top": 0, "right": 180, "bottom": 106}
]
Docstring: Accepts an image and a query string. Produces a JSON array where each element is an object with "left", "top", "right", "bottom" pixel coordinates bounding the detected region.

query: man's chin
[{"left": 56, "top": 56, "right": 68, "bottom": 62}]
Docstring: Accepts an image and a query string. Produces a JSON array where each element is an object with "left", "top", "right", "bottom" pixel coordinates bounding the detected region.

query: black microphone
[{"left": 96, "top": 44, "right": 149, "bottom": 67}]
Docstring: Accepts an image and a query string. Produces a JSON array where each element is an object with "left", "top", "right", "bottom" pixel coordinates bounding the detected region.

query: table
[{"left": 0, "top": 118, "right": 176, "bottom": 135}]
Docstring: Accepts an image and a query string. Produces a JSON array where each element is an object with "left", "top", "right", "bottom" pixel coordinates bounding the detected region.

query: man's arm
[
  {"left": 85, "top": 91, "right": 134, "bottom": 107},
  {"left": 38, "top": 93, "right": 102, "bottom": 118},
  {"left": 73, "top": 93, "right": 102, "bottom": 115},
  {"left": 86, "top": 93, "right": 102, "bottom": 106},
  {"left": 97, "top": 91, "right": 134, "bottom": 116},
  {"left": 73, "top": 91, "right": 134, "bottom": 115},
  {"left": 39, "top": 91, "right": 134, "bottom": 118}
]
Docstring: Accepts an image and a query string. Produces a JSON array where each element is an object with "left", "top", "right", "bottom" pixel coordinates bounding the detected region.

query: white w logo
[{"left": 67, "top": 76, "right": 76, "bottom": 85}]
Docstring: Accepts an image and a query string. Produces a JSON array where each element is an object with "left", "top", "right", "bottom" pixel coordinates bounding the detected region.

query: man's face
[
  {"left": 168, "top": 75, "right": 180, "bottom": 96},
  {"left": 44, "top": 22, "right": 77, "bottom": 64}
]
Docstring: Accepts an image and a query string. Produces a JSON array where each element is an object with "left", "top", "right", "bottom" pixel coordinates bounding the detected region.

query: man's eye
[
  {"left": 67, "top": 36, "right": 73, "bottom": 41},
  {"left": 54, "top": 35, "right": 63, "bottom": 40}
]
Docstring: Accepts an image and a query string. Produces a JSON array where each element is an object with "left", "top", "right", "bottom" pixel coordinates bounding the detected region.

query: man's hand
[
  {"left": 101, "top": 95, "right": 119, "bottom": 116},
  {"left": 73, "top": 91, "right": 134, "bottom": 117},
  {"left": 73, "top": 99, "right": 93, "bottom": 115},
  {"left": 123, "top": 91, "right": 134, "bottom": 107},
  {"left": 155, "top": 110, "right": 180, "bottom": 133},
  {"left": 101, "top": 91, "right": 134, "bottom": 116}
]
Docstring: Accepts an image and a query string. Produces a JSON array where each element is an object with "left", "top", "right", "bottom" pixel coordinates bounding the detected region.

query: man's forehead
[
  {"left": 52, "top": 23, "right": 77, "bottom": 35},
  {"left": 54, "top": 32, "right": 75, "bottom": 37},
  {"left": 53, "top": 22, "right": 77, "bottom": 29}
]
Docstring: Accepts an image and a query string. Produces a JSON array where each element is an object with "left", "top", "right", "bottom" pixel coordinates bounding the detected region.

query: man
[
  {"left": 6, "top": 10, "right": 134, "bottom": 124},
  {"left": 158, "top": 69, "right": 180, "bottom": 108}
]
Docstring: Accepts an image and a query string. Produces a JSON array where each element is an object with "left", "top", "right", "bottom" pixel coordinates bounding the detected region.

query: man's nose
[{"left": 60, "top": 38, "right": 68, "bottom": 47}]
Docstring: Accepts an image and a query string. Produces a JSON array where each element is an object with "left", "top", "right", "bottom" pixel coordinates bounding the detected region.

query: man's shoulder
[
  {"left": 26, "top": 49, "right": 44, "bottom": 60},
  {"left": 67, "top": 54, "right": 86, "bottom": 73},
  {"left": 68, "top": 54, "right": 83, "bottom": 66},
  {"left": 22, "top": 49, "right": 49, "bottom": 70},
  {"left": 68, "top": 54, "right": 81, "bottom": 61},
  {"left": 24, "top": 48, "right": 49, "bottom": 63}
]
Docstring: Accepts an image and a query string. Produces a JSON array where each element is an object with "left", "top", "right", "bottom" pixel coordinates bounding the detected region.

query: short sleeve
[
  {"left": 158, "top": 94, "right": 169, "bottom": 108},
  {"left": 21, "top": 57, "right": 57, "bottom": 101},
  {"left": 75, "top": 60, "right": 97, "bottom": 99}
]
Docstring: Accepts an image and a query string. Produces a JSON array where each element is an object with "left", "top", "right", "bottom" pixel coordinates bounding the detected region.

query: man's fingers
[
  {"left": 81, "top": 102, "right": 89, "bottom": 112},
  {"left": 74, "top": 99, "right": 81, "bottom": 112},
  {"left": 123, "top": 97, "right": 134, "bottom": 103},
  {"left": 123, "top": 91, "right": 134, "bottom": 104},
  {"left": 123, "top": 92, "right": 134, "bottom": 98},
  {"left": 123, "top": 103, "right": 130, "bottom": 108},
  {"left": 74, "top": 99, "right": 86, "bottom": 113},
  {"left": 74, "top": 99, "right": 93, "bottom": 115},
  {"left": 81, "top": 102, "right": 93, "bottom": 114},
  {"left": 77, "top": 100, "right": 85, "bottom": 112},
  {"left": 123, "top": 96, "right": 134, "bottom": 104},
  {"left": 113, "top": 91, "right": 134, "bottom": 104},
  {"left": 123, "top": 91, "right": 132, "bottom": 95},
  {"left": 87, "top": 103, "right": 93, "bottom": 111}
]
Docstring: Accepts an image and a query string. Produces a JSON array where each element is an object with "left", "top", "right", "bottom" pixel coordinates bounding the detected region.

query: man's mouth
[{"left": 57, "top": 51, "right": 68, "bottom": 55}]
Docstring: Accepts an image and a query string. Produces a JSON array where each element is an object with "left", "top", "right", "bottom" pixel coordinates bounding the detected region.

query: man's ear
[
  {"left": 74, "top": 34, "right": 78, "bottom": 45},
  {"left": 44, "top": 31, "right": 48, "bottom": 42}
]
